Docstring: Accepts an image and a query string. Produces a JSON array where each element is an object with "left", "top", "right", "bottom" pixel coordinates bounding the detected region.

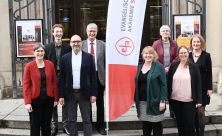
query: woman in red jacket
[
  {"left": 152, "top": 25, "right": 179, "bottom": 119},
  {"left": 23, "top": 44, "right": 58, "bottom": 136}
]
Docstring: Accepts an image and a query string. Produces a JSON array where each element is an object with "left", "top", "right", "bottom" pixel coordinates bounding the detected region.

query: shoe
[
  {"left": 97, "top": 127, "right": 107, "bottom": 135},
  {"left": 63, "top": 127, "right": 70, "bottom": 135},
  {"left": 51, "top": 127, "right": 58, "bottom": 136}
]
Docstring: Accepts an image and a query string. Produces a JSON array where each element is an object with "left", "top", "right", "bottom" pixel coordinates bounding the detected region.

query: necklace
[{"left": 194, "top": 55, "right": 199, "bottom": 58}]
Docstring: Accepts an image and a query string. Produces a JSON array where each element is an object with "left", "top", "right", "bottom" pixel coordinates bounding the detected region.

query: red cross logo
[
  {"left": 131, "top": 0, "right": 135, "bottom": 3},
  {"left": 115, "top": 37, "right": 134, "bottom": 56}
]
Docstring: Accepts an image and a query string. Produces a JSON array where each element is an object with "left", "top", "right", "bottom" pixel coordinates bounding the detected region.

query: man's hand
[
  {"left": 159, "top": 102, "right": 165, "bottom": 111},
  {"left": 90, "top": 96, "right": 97, "bottom": 103},
  {"left": 165, "top": 67, "right": 169, "bottom": 74},
  {"left": 54, "top": 101, "right": 58, "bottom": 107},
  {"left": 59, "top": 98, "right": 65, "bottom": 106},
  {"left": 26, "top": 104, "right": 33, "bottom": 112}
]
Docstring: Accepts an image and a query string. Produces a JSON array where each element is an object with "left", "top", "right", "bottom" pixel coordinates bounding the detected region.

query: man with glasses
[
  {"left": 59, "top": 35, "right": 97, "bottom": 136},
  {"left": 82, "top": 23, "right": 106, "bottom": 135},
  {"left": 44, "top": 24, "right": 71, "bottom": 136}
]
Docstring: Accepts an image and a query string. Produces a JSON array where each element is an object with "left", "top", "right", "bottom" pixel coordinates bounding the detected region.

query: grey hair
[
  {"left": 87, "top": 23, "right": 98, "bottom": 31},
  {"left": 160, "top": 25, "right": 171, "bottom": 33},
  {"left": 33, "top": 44, "right": 45, "bottom": 51}
]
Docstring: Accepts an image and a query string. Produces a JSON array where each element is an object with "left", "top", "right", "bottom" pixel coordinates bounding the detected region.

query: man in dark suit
[
  {"left": 59, "top": 35, "right": 97, "bottom": 136},
  {"left": 44, "top": 24, "right": 71, "bottom": 136},
  {"left": 82, "top": 23, "right": 106, "bottom": 135}
]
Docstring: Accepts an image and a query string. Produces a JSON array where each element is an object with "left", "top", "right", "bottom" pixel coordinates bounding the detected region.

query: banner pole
[{"left": 106, "top": 121, "right": 109, "bottom": 136}]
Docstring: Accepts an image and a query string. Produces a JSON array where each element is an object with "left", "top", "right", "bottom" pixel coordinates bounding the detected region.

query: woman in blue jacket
[{"left": 134, "top": 46, "right": 167, "bottom": 136}]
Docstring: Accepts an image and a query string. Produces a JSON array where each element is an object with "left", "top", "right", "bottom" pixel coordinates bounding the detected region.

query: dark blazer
[
  {"left": 167, "top": 61, "right": 202, "bottom": 104},
  {"left": 44, "top": 41, "right": 72, "bottom": 72},
  {"left": 135, "top": 61, "right": 167, "bottom": 116},
  {"left": 23, "top": 60, "right": 59, "bottom": 105},
  {"left": 58, "top": 51, "right": 97, "bottom": 101},
  {"left": 189, "top": 51, "right": 212, "bottom": 105}
]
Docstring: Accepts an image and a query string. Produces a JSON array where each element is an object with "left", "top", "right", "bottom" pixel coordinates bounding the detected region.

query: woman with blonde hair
[
  {"left": 134, "top": 46, "right": 167, "bottom": 136},
  {"left": 167, "top": 46, "right": 202, "bottom": 136},
  {"left": 189, "top": 34, "right": 212, "bottom": 136}
]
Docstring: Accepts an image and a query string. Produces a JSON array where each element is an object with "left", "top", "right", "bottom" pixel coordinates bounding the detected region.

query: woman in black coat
[
  {"left": 189, "top": 34, "right": 213, "bottom": 136},
  {"left": 167, "top": 46, "right": 202, "bottom": 136}
]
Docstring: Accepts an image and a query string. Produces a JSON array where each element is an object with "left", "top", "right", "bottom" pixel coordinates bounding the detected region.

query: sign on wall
[
  {"left": 173, "top": 14, "right": 201, "bottom": 48},
  {"left": 15, "top": 19, "right": 43, "bottom": 57}
]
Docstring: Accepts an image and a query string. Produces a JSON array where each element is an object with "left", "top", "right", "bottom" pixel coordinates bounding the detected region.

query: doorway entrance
[{"left": 55, "top": 0, "right": 162, "bottom": 47}]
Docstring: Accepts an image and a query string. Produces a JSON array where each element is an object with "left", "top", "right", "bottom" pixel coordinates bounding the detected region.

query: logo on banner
[
  {"left": 115, "top": 37, "right": 134, "bottom": 56},
  {"left": 131, "top": 0, "right": 135, "bottom": 3}
]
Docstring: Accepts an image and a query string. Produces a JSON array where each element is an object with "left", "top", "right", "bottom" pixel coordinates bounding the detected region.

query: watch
[{"left": 160, "top": 100, "right": 165, "bottom": 103}]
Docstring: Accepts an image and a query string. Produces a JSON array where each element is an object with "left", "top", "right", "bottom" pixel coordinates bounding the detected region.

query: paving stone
[{"left": 0, "top": 99, "right": 23, "bottom": 116}]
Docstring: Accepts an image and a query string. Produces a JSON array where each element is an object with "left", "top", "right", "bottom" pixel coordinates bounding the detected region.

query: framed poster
[
  {"left": 173, "top": 14, "right": 201, "bottom": 48},
  {"left": 15, "top": 19, "right": 43, "bottom": 57}
]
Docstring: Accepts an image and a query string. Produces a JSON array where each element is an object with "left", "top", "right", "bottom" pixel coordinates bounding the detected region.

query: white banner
[{"left": 106, "top": 0, "right": 147, "bottom": 121}]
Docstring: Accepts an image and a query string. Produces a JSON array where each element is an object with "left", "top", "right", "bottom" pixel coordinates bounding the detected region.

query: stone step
[
  {"left": 1, "top": 111, "right": 221, "bottom": 130},
  {"left": 0, "top": 124, "right": 221, "bottom": 136},
  {"left": 0, "top": 99, "right": 221, "bottom": 131}
]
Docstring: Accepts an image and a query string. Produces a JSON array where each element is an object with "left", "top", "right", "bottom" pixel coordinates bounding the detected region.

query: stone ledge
[{"left": 0, "top": 124, "right": 220, "bottom": 136}]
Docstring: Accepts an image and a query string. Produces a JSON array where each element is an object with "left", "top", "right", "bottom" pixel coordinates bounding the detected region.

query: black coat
[
  {"left": 189, "top": 51, "right": 212, "bottom": 105},
  {"left": 167, "top": 61, "right": 202, "bottom": 104},
  {"left": 44, "top": 41, "right": 72, "bottom": 73}
]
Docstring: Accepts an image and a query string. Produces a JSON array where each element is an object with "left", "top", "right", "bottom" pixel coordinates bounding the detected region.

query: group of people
[
  {"left": 23, "top": 23, "right": 212, "bottom": 136},
  {"left": 23, "top": 23, "right": 106, "bottom": 136},
  {"left": 135, "top": 25, "right": 212, "bottom": 136}
]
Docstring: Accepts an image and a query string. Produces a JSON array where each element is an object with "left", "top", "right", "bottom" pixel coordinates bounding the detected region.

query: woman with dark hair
[
  {"left": 167, "top": 46, "right": 202, "bottom": 136},
  {"left": 23, "top": 44, "right": 58, "bottom": 136},
  {"left": 134, "top": 46, "right": 167, "bottom": 136},
  {"left": 189, "top": 34, "right": 213, "bottom": 136}
]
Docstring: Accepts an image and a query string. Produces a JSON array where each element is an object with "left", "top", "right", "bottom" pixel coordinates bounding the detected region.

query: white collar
[
  {"left": 72, "top": 50, "right": 82, "bottom": 56},
  {"left": 88, "top": 39, "right": 96, "bottom": 45}
]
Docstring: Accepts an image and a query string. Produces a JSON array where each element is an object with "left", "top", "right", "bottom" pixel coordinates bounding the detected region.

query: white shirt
[
  {"left": 87, "top": 39, "right": 97, "bottom": 71},
  {"left": 72, "top": 51, "right": 82, "bottom": 89}
]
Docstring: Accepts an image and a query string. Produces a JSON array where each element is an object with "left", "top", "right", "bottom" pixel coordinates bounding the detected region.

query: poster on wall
[
  {"left": 15, "top": 19, "right": 43, "bottom": 57},
  {"left": 173, "top": 14, "right": 201, "bottom": 48}
]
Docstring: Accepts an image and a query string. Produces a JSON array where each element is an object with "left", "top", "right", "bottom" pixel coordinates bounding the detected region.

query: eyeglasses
[
  {"left": 161, "top": 30, "right": 170, "bottom": 33},
  {"left": 87, "top": 30, "right": 97, "bottom": 33},
  {"left": 179, "top": 52, "right": 188, "bottom": 55},
  {"left": 70, "top": 41, "right": 82, "bottom": 44},
  {"left": 35, "top": 50, "right": 44, "bottom": 53}
]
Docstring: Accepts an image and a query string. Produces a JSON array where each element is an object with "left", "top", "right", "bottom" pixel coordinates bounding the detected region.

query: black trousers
[
  {"left": 91, "top": 73, "right": 105, "bottom": 128},
  {"left": 51, "top": 75, "right": 69, "bottom": 128},
  {"left": 29, "top": 97, "right": 54, "bottom": 136},
  {"left": 170, "top": 99, "right": 196, "bottom": 136}
]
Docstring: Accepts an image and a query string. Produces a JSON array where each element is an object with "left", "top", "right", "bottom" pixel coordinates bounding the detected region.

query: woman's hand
[
  {"left": 54, "top": 101, "right": 58, "bottom": 107},
  {"left": 165, "top": 67, "right": 169, "bottom": 74},
  {"left": 26, "top": 104, "right": 33, "bottom": 112},
  {"left": 131, "top": 101, "right": 136, "bottom": 108},
  {"left": 159, "top": 102, "right": 165, "bottom": 111},
  {"left": 207, "top": 90, "right": 212, "bottom": 97},
  {"left": 196, "top": 104, "right": 202, "bottom": 108}
]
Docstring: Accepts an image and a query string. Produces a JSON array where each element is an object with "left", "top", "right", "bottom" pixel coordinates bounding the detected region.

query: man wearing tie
[
  {"left": 59, "top": 35, "right": 97, "bottom": 136},
  {"left": 82, "top": 23, "right": 106, "bottom": 135}
]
